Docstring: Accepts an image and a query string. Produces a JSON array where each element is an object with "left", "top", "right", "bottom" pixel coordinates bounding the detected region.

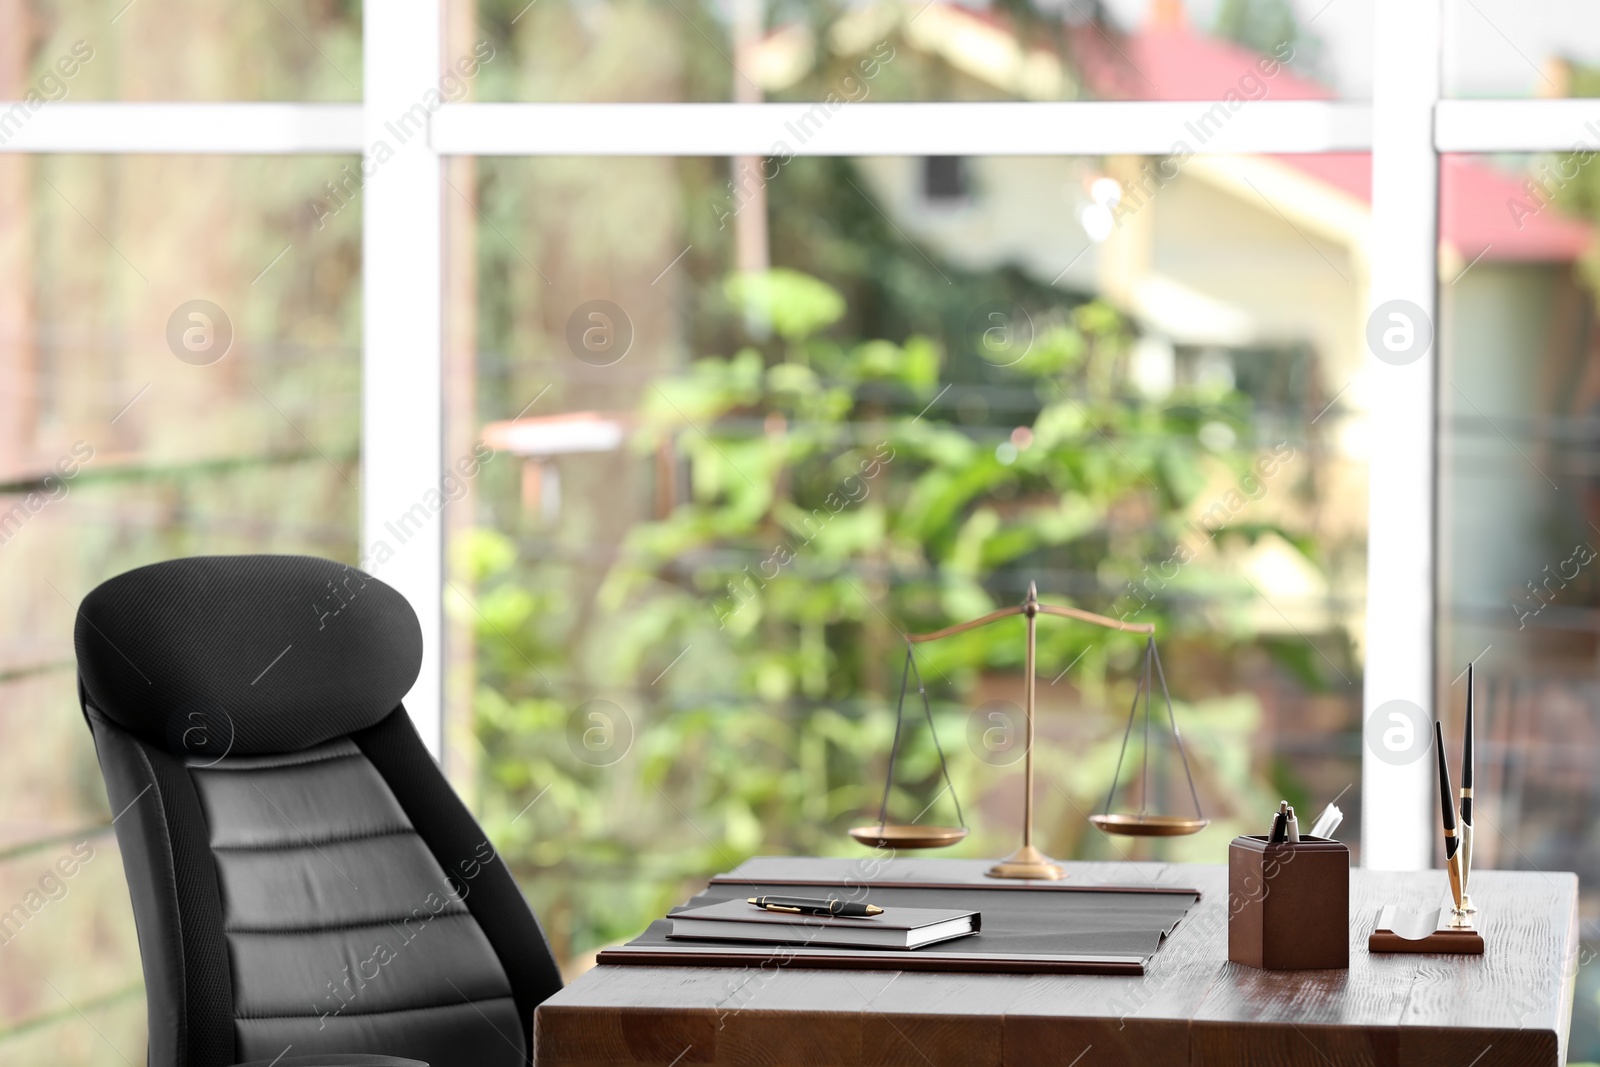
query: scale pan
[
  {"left": 1090, "top": 813, "right": 1209, "bottom": 837},
  {"left": 848, "top": 824, "right": 969, "bottom": 849}
]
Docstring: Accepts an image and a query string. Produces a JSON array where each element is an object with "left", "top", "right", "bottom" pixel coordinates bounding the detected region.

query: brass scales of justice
[{"left": 849, "top": 582, "right": 1207, "bottom": 880}]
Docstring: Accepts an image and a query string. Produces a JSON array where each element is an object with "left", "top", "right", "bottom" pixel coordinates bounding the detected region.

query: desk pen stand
[{"left": 1228, "top": 834, "right": 1349, "bottom": 970}]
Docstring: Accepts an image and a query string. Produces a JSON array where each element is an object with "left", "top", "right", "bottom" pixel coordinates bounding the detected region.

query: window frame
[{"left": 7, "top": 0, "right": 1595, "bottom": 869}]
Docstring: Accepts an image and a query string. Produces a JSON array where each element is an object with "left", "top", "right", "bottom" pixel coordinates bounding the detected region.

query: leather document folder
[{"left": 598, "top": 859, "right": 1199, "bottom": 976}]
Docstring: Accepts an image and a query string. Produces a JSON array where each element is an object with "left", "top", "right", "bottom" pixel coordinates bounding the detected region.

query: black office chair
[{"left": 74, "top": 555, "right": 563, "bottom": 1067}]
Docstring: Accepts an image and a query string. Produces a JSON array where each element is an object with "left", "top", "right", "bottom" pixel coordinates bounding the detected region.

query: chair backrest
[{"left": 75, "top": 555, "right": 562, "bottom": 1067}]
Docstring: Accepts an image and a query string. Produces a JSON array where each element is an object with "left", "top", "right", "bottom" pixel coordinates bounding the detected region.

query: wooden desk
[{"left": 534, "top": 857, "right": 1580, "bottom": 1066}]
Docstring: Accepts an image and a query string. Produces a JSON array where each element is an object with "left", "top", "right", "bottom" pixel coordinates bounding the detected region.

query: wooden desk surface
[{"left": 534, "top": 857, "right": 1580, "bottom": 1067}]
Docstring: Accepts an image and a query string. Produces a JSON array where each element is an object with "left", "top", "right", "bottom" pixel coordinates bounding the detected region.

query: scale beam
[
  {"left": 904, "top": 601, "right": 1153, "bottom": 643},
  {"left": 853, "top": 581, "right": 1203, "bottom": 880}
]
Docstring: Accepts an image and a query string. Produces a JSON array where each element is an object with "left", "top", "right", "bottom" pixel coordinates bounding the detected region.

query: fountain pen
[
  {"left": 1460, "top": 663, "right": 1476, "bottom": 912},
  {"left": 748, "top": 895, "right": 884, "bottom": 917},
  {"left": 1435, "top": 720, "right": 1465, "bottom": 919}
]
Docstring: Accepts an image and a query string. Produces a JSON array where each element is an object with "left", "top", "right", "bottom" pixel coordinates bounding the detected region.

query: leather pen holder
[{"left": 1228, "top": 834, "right": 1349, "bottom": 970}]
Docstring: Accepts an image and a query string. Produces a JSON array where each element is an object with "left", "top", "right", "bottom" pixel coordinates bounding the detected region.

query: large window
[
  {"left": 448, "top": 150, "right": 1371, "bottom": 960},
  {"left": 22, "top": 0, "right": 360, "bottom": 101},
  {"left": 4, "top": 0, "right": 1599, "bottom": 1062},
  {"left": 1436, "top": 147, "right": 1600, "bottom": 1057},
  {"left": 0, "top": 153, "right": 360, "bottom": 1057}
]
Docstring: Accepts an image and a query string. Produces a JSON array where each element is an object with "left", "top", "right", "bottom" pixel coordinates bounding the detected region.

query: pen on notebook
[
  {"left": 1436, "top": 720, "right": 1464, "bottom": 915},
  {"left": 748, "top": 896, "right": 884, "bottom": 917}
]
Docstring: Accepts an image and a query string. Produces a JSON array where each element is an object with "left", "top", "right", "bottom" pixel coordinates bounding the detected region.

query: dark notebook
[{"left": 668, "top": 898, "right": 979, "bottom": 950}]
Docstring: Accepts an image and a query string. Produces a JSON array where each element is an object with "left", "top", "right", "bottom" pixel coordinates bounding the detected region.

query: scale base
[
  {"left": 986, "top": 844, "right": 1065, "bottom": 880},
  {"left": 1367, "top": 903, "right": 1484, "bottom": 954}
]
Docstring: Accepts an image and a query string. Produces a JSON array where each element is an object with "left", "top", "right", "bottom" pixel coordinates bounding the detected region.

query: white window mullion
[
  {"left": 364, "top": 1, "right": 445, "bottom": 756},
  {"left": 432, "top": 100, "right": 1373, "bottom": 157},
  {"left": 1436, "top": 98, "right": 1600, "bottom": 153},
  {"left": 0, "top": 102, "right": 363, "bottom": 153},
  {"left": 1362, "top": 0, "right": 1441, "bottom": 871}
]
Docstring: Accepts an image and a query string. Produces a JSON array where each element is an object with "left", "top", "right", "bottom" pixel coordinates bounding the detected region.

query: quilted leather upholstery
[{"left": 190, "top": 741, "right": 521, "bottom": 1063}]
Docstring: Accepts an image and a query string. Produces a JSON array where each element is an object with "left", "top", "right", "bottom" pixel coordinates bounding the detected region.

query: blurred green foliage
[
  {"left": 460, "top": 261, "right": 1316, "bottom": 963},
  {"left": 1556, "top": 66, "right": 1600, "bottom": 300},
  {"left": 457, "top": 0, "right": 1348, "bottom": 970},
  {"left": 1213, "top": 0, "right": 1302, "bottom": 63}
]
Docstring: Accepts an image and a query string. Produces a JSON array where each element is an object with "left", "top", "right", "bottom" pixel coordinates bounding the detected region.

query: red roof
[
  {"left": 1078, "top": 24, "right": 1333, "bottom": 103},
  {"left": 1071, "top": 21, "right": 1593, "bottom": 262},
  {"left": 1437, "top": 156, "right": 1591, "bottom": 263}
]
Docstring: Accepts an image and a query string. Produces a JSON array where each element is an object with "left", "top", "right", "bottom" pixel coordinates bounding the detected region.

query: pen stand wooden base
[
  {"left": 1228, "top": 835, "right": 1349, "bottom": 970},
  {"left": 1368, "top": 904, "right": 1484, "bottom": 954}
]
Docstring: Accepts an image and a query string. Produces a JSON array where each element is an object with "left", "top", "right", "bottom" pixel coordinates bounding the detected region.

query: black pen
[
  {"left": 1436, "top": 720, "right": 1464, "bottom": 916},
  {"left": 1436, "top": 720, "right": 1457, "bottom": 857},
  {"left": 1461, "top": 663, "right": 1474, "bottom": 826},
  {"left": 748, "top": 895, "right": 883, "bottom": 917},
  {"left": 1460, "top": 663, "right": 1476, "bottom": 911}
]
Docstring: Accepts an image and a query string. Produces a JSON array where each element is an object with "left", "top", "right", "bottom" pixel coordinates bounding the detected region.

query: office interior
[{"left": 4, "top": 0, "right": 1600, "bottom": 1063}]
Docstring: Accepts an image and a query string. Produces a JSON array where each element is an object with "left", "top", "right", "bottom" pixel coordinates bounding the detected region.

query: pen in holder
[
  {"left": 1460, "top": 662, "right": 1477, "bottom": 914},
  {"left": 1368, "top": 698, "right": 1485, "bottom": 955}
]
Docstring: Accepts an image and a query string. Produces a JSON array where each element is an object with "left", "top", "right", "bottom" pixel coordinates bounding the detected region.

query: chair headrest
[{"left": 75, "top": 555, "right": 423, "bottom": 756}]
